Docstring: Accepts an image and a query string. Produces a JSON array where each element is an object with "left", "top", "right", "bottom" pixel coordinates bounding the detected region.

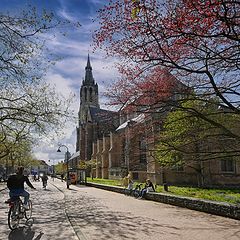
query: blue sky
[{"left": 1, "top": 0, "right": 118, "bottom": 163}]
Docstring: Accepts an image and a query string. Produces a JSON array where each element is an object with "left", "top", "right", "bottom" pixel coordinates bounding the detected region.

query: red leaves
[
  {"left": 105, "top": 64, "right": 182, "bottom": 112},
  {"left": 94, "top": 0, "right": 240, "bottom": 112}
]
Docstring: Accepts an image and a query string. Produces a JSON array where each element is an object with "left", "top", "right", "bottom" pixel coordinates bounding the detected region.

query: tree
[
  {"left": 0, "top": 139, "right": 37, "bottom": 174},
  {"left": 93, "top": 0, "right": 240, "bottom": 139},
  {"left": 0, "top": 80, "right": 73, "bottom": 158},
  {"left": 155, "top": 99, "right": 240, "bottom": 186},
  {"left": 54, "top": 162, "right": 66, "bottom": 175},
  {"left": 0, "top": 6, "right": 79, "bottom": 159}
]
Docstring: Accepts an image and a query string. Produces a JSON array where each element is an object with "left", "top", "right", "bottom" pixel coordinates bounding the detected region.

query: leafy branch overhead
[
  {"left": 93, "top": 0, "right": 240, "bottom": 170},
  {"left": 0, "top": 6, "right": 80, "bottom": 160},
  {"left": 94, "top": 0, "right": 240, "bottom": 113}
]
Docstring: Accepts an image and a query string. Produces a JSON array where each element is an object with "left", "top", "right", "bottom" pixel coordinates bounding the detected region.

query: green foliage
[
  {"left": 54, "top": 162, "right": 65, "bottom": 174},
  {"left": 0, "top": 5, "right": 80, "bottom": 162},
  {"left": 155, "top": 186, "right": 240, "bottom": 205},
  {"left": 0, "top": 139, "right": 37, "bottom": 169},
  {"left": 87, "top": 177, "right": 122, "bottom": 186},
  {"left": 155, "top": 100, "right": 209, "bottom": 167},
  {"left": 155, "top": 99, "right": 240, "bottom": 169}
]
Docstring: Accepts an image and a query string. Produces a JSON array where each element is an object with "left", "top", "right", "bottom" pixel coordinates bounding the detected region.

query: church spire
[
  {"left": 86, "top": 54, "right": 91, "bottom": 69},
  {"left": 84, "top": 54, "right": 94, "bottom": 85},
  {"left": 79, "top": 55, "right": 99, "bottom": 116}
]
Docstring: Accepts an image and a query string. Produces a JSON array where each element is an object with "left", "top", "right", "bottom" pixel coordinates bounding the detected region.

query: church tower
[
  {"left": 78, "top": 54, "right": 99, "bottom": 125},
  {"left": 76, "top": 55, "right": 100, "bottom": 155}
]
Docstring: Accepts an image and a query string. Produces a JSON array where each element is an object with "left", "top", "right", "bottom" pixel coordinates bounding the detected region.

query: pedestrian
[
  {"left": 139, "top": 179, "right": 155, "bottom": 199},
  {"left": 41, "top": 173, "right": 48, "bottom": 189},
  {"left": 126, "top": 172, "right": 134, "bottom": 191}
]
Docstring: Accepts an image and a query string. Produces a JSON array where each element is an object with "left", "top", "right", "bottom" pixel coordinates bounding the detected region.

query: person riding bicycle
[{"left": 7, "top": 166, "right": 36, "bottom": 209}]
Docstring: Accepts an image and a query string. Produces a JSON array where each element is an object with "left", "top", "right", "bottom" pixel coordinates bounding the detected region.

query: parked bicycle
[
  {"left": 5, "top": 196, "right": 33, "bottom": 230},
  {"left": 132, "top": 183, "right": 143, "bottom": 198}
]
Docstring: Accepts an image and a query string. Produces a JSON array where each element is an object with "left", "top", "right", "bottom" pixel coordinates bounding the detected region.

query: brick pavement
[{"left": 52, "top": 179, "right": 240, "bottom": 240}]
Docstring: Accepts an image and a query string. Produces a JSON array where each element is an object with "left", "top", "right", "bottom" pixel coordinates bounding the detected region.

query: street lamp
[{"left": 57, "top": 144, "right": 70, "bottom": 189}]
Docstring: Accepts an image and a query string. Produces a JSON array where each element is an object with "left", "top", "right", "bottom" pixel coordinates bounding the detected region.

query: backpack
[{"left": 7, "top": 174, "right": 18, "bottom": 189}]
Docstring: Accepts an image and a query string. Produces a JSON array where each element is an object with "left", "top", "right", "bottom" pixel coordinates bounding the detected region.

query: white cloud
[
  {"left": 33, "top": 50, "right": 118, "bottom": 162},
  {"left": 57, "top": 8, "right": 78, "bottom": 22},
  {"left": 31, "top": 0, "right": 120, "bottom": 163}
]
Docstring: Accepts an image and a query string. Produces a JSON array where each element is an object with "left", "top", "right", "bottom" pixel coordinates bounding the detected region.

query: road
[{"left": 0, "top": 179, "right": 239, "bottom": 240}]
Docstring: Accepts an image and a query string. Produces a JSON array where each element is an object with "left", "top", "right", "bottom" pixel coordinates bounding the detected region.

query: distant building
[{"left": 30, "top": 160, "right": 50, "bottom": 175}]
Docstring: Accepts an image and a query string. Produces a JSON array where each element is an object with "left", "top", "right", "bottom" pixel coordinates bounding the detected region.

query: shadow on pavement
[
  {"left": 68, "top": 188, "right": 78, "bottom": 192},
  {"left": 65, "top": 192, "right": 240, "bottom": 240},
  {"left": 65, "top": 195, "right": 180, "bottom": 240},
  {"left": 8, "top": 226, "right": 44, "bottom": 240}
]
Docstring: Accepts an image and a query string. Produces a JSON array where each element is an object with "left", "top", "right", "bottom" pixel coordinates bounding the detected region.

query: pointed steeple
[
  {"left": 86, "top": 54, "right": 92, "bottom": 69},
  {"left": 84, "top": 54, "right": 94, "bottom": 85},
  {"left": 79, "top": 54, "right": 100, "bottom": 123}
]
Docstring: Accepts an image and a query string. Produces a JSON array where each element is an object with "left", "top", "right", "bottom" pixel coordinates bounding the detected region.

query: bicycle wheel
[
  {"left": 133, "top": 190, "right": 140, "bottom": 198},
  {"left": 124, "top": 188, "right": 131, "bottom": 196},
  {"left": 8, "top": 204, "right": 20, "bottom": 230},
  {"left": 24, "top": 200, "right": 33, "bottom": 220}
]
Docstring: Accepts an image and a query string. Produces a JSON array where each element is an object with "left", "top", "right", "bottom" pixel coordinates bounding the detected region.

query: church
[
  {"left": 68, "top": 55, "right": 240, "bottom": 187},
  {"left": 68, "top": 55, "right": 150, "bottom": 181},
  {"left": 68, "top": 55, "right": 119, "bottom": 175}
]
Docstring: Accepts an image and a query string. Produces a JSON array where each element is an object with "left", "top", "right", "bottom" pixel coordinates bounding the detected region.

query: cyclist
[{"left": 7, "top": 166, "right": 36, "bottom": 209}]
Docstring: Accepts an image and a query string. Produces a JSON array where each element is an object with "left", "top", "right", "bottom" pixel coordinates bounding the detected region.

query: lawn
[{"left": 87, "top": 177, "right": 240, "bottom": 205}]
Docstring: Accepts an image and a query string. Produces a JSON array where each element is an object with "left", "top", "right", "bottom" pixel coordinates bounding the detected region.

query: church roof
[
  {"left": 116, "top": 113, "right": 145, "bottom": 131},
  {"left": 89, "top": 107, "right": 117, "bottom": 123},
  {"left": 69, "top": 151, "right": 80, "bottom": 161}
]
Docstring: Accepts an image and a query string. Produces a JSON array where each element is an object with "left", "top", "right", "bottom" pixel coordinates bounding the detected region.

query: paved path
[
  {"left": 0, "top": 182, "right": 6, "bottom": 191},
  {"left": 0, "top": 179, "right": 78, "bottom": 240},
  {"left": 0, "top": 179, "right": 239, "bottom": 240},
  {"left": 57, "top": 180, "right": 240, "bottom": 240}
]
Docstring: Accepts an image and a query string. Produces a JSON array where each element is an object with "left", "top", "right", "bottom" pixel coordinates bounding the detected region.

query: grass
[
  {"left": 87, "top": 177, "right": 122, "bottom": 186},
  {"left": 87, "top": 177, "right": 240, "bottom": 205}
]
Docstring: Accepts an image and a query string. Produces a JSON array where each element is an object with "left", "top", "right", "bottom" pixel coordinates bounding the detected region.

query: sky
[{"left": 0, "top": 0, "right": 118, "bottom": 164}]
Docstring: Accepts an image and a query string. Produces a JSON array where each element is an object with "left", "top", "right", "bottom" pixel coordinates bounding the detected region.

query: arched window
[
  {"left": 84, "top": 87, "right": 87, "bottom": 101},
  {"left": 139, "top": 137, "right": 147, "bottom": 163},
  {"left": 89, "top": 87, "right": 93, "bottom": 102}
]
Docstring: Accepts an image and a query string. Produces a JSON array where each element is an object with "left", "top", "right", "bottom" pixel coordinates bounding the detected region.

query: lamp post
[{"left": 57, "top": 144, "right": 70, "bottom": 189}]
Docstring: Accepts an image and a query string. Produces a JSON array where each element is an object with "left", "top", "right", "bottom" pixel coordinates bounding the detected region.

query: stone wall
[{"left": 86, "top": 182, "right": 240, "bottom": 220}]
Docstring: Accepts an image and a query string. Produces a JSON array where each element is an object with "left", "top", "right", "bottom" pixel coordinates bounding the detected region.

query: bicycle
[
  {"left": 124, "top": 183, "right": 143, "bottom": 198},
  {"left": 5, "top": 196, "right": 33, "bottom": 230},
  {"left": 132, "top": 183, "right": 143, "bottom": 198}
]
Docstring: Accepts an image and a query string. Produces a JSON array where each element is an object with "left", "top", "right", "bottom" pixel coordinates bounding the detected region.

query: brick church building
[{"left": 68, "top": 55, "right": 240, "bottom": 187}]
